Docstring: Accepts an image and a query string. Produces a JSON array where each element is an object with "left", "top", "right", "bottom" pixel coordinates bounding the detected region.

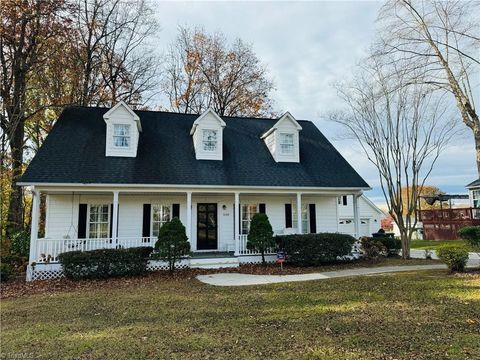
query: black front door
[{"left": 197, "top": 203, "right": 218, "bottom": 250}]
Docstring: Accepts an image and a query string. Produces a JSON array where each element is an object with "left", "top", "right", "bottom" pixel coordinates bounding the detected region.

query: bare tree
[
  {"left": 332, "top": 57, "right": 458, "bottom": 258},
  {"left": 376, "top": 0, "right": 480, "bottom": 175},
  {"left": 70, "top": 0, "right": 160, "bottom": 107},
  {"left": 163, "top": 27, "right": 275, "bottom": 117}
]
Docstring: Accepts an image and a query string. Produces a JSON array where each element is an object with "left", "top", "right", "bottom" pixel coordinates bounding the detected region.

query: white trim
[
  {"left": 260, "top": 112, "right": 302, "bottom": 139},
  {"left": 87, "top": 203, "right": 111, "bottom": 239},
  {"left": 18, "top": 182, "right": 370, "bottom": 192},
  {"left": 190, "top": 108, "right": 226, "bottom": 135},
  {"left": 103, "top": 101, "right": 142, "bottom": 131}
]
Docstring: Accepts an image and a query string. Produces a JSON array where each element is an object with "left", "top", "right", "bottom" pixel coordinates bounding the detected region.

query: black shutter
[
  {"left": 259, "top": 203, "right": 266, "bottom": 214},
  {"left": 142, "top": 204, "right": 151, "bottom": 237},
  {"left": 239, "top": 204, "right": 242, "bottom": 234},
  {"left": 109, "top": 204, "right": 114, "bottom": 238},
  {"left": 172, "top": 204, "right": 180, "bottom": 219},
  {"left": 78, "top": 204, "right": 87, "bottom": 239},
  {"left": 343, "top": 196, "right": 348, "bottom": 206},
  {"left": 309, "top": 204, "right": 317, "bottom": 233},
  {"left": 285, "top": 204, "right": 292, "bottom": 228}
]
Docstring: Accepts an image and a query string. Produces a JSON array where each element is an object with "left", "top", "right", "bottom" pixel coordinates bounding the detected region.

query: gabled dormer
[
  {"left": 190, "top": 108, "right": 226, "bottom": 161},
  {"left": 103, "top": 101, "right": 141, "bottom": 157},
  {"left": 261, "top": 112, "right": 302, "bottom": 163}
]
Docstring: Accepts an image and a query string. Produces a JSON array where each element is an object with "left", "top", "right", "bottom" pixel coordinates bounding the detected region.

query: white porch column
[
  {"left": 353, "top": 193, "right": 360, "bottom": 238},
  {"left": 296, "top": 192, "right": 302, "bottom": 234},
  {"left": 234, "top": 192, "right": 240, "bottom": 255},
  {"left": 186, "top": 192, "right": 192, "bottom": 242},
  {"left": 112, "top": 191, "right": 119, "bottom": 245},
  {"left": 27, "top": 188, "right": 40, "bottom": 281}
]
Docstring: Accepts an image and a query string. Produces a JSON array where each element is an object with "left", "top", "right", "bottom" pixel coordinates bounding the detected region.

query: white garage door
[{"left": 338, "top": 218, "right": 370, "bottom": 237}]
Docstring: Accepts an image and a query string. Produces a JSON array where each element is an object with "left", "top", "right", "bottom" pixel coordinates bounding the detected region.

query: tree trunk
[
  {"left": 6, "top": 121, "right": 25, "bottom": 237},
  {"left": 400, "top": 231, "right": 410, "bottom": 259},
  {"left": 474, "top": 127, "right": 480, "bottom": 177}
]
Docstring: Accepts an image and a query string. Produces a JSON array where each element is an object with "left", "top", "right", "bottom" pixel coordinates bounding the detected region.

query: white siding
[
  {"left": 44, "top": 193, "right": 341, "bottom": 249},
  {"left": 337, "top": 195, "right": 384, "bottom": 236},
  {"left": 262, "top": 113, "right": 301, "bottom": 163}
]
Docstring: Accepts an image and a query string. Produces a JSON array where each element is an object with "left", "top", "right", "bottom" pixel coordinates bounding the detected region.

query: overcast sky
[{"left": 154, "top": 0, "right": 477, "bottom": 206}]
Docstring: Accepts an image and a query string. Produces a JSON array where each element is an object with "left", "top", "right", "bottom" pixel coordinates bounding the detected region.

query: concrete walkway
[{"left": 196, "top": 264, "right": 447, "bottom": 287}]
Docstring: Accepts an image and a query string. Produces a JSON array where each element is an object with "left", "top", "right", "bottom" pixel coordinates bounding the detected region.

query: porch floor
[{"left": 191, "top": 251, "right": 235, "bottom": 259}]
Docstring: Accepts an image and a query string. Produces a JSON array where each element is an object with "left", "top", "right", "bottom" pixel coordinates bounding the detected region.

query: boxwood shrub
[
  {"left": 58, "top": 247, "right": 153, "bottom": 280},
  {"left": 276, "top": 233, "right": 356, "bottom": 266},
  {"left": 436, "top": 245, "right": 469, "bottom": 272}
]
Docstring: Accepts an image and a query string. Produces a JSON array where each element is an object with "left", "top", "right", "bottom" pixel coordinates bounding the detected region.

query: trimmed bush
[
  {"left": 458, "top": 226, "right": 480, "bottom": 249},
  {"left": 0, "top": 262, "right": 13, "bottom": 282},
  {"left": 362, "top": 236, "right": 401, "bottom": 256},
  {"left": 154, "top": 218, "right": 190, "bottom": 272},
  {"left": 58, "top": 247, "right": 153, "bottom": 280},
  {"left": 360, "top": 237, "right": 387, "bottom": 262},
  {"left": 247, "top": 213, "right": 275, "bottom": 264},
  {"left": 276, "top": 233, "right": 356, "bottom": 266},
  {"left": 11, "top": 231, "right": 30, "bottom": 258},
  {"left": 436, "top": 245, "right": 469, "bottom": 272}
]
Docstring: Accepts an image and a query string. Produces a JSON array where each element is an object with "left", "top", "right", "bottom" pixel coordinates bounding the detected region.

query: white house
[
  {"left": 336, "top": 195, "right": 385, "bottom": 236},
  {"left": 19, "top": 102, "right": 373, "bottom": 280}
]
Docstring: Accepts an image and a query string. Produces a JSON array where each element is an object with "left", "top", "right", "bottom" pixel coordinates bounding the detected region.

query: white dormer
[
  {"left": 103, "top": 101, "right": 141, "bottom": 157},
  {"left": 261, "top": 112, "right": 302, "bottom": 163},
  {"left": 190, "top": 109, "right": 226, "bottom": 161}
]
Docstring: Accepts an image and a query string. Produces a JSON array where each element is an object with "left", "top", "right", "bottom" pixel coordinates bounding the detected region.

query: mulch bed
[{"left": 1, "top": 258, "right": 445, "bottom": 300}]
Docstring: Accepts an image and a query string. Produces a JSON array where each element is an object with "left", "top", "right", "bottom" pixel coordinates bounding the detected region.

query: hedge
[
  {"left": 362, "top": 236, "right": 401, "bottom": 256},
  {"left": 276, "top": 233, "right": 356, "bottom": 266},
  {"left": 58, "top": 247, "right": 153, "bottom": 280}
]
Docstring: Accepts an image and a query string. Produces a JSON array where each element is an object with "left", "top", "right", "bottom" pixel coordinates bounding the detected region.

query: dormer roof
[
  {"left": 260, "top": 112, "right": 302, "bottom": 139},
  {"left": 103, "top": 101, "right": 142, "bottom": 132},
  {"left": 190, "top": 108, "right": 226, "bottom": 135}
]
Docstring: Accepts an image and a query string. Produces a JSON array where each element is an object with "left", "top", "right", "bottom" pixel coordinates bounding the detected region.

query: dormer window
[
  {"left": 190, "top": 109, "right": 226, "bottom": 161},
  {"left": 203, "top": 129, "right": 218, "bottom": 152},
  {"left": 279, "top": 133, "right": 294, "bottom": 154},
  {"left": 113, "top": 124, "right": 131, "bottom": 148},
  {"left": 261, "top": 112, "right": 302, "bottom": 163}
]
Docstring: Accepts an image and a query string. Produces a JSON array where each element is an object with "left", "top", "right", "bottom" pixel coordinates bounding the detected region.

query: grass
[
  {"left": 411, "top": 239, "right": 470, "bottom": 250},
  {"left": 1, "top": 269, "right": 479, "bottom": 359}
]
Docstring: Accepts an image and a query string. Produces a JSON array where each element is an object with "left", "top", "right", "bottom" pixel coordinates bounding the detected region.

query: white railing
[
  {"left": 237, "top": 234, "right": 277, "bottom": 256},
  {"left": 34, "top": 237, "right": 157, "bottom": 263}
]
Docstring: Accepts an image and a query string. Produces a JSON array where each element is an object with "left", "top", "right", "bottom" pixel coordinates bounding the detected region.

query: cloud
[{"left": 154, "top": 1, "right": 477, "bottom": 206}]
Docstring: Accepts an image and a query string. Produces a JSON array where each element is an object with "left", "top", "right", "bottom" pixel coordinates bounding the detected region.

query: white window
[
  {"left": 292, "top": 203, "right": 309, "bottom": 234},
  {"left": 88, "top": 204, "right": 110, "bottom": 238},
  {"left": 473, "top": 190, "right": 480, "bottom": 208},
  {"left": 152, "top": 204, "right": 171, "bottom": 237},
  {"left": 279, "top": 133, "right": 294, "bottom": 154},
  {"left": 113, "top": 124, "right": 130, "bottom": 148},
  {"left": 338, "top": 196, "right": 348, "bottom": 206},
  {"left": 202, "top": 129, "right": 218, "bottom": 152},
  {"left": 241, "top": 204, "right": 258, "bottom": 235}
]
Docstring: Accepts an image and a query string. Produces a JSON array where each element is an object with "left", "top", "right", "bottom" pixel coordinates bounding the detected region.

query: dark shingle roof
[
  {"left": 466, "top": 178, "right": 480, "bottom": 188},
  {"left": 20, "top": 106, "right": 369, "bottom": 188}
]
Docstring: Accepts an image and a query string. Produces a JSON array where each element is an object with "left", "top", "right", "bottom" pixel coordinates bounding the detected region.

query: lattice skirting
[{"left": 27, "top": 259, "right": 192, "bottom": 281}]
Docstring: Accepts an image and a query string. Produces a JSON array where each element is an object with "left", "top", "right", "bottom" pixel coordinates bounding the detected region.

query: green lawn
[
  {"left": 1, "top": 270, "right": 479, "bottom": 359},
  {"left": 411, "top": 239, "right": 469, "bottom": 250}
]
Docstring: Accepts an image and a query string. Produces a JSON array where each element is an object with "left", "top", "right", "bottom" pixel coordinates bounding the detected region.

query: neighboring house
[
  {"left": 336, "top": 195, "right": 385, "bottom": 236},
  {"left": 416, "top": 180, "right": 480, "bottom": 240},
  {"left": 19, "top": 102, "right": 371, "bottom": 280}
]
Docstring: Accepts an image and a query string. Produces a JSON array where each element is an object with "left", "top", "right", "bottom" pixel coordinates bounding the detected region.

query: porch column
[
  {"left": 296, "top": 192, "right": 302, "bottom": 234},
  {"left": 27, "top": 188, "right": 40, "bottom": 281},
  {"left": 186, "top": 192, "right": 192, "bottom": 242},
  {"left": 353, "top": 193, "right": 360, "bottom": 238},
  {"left": 112, "top": 191, "right": 119, "bottom": 245},
  {"left": 234, "top": 192, "right": 240, "bottom": 255}
]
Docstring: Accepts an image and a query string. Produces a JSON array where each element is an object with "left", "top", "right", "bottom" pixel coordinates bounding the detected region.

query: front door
[{"left": 197, "top": 203, "right": 218, "bottom": 250}]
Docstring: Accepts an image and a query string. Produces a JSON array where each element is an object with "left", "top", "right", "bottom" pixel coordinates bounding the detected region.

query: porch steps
[{"left": 190, "top": 256, "right": 240, "bottom": 269}]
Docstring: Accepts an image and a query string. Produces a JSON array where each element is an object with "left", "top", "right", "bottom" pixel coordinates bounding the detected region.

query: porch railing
[
  {"left": 237, "top": 234, "right": 277, "bottom": 256},
  {"left": 34, "top": 237, "right": 157, "bottom": 263}
]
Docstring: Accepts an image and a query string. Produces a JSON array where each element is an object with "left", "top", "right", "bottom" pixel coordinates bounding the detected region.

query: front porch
[{"left": 27, "top": 186, "right": 364, "bottom": 280}]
